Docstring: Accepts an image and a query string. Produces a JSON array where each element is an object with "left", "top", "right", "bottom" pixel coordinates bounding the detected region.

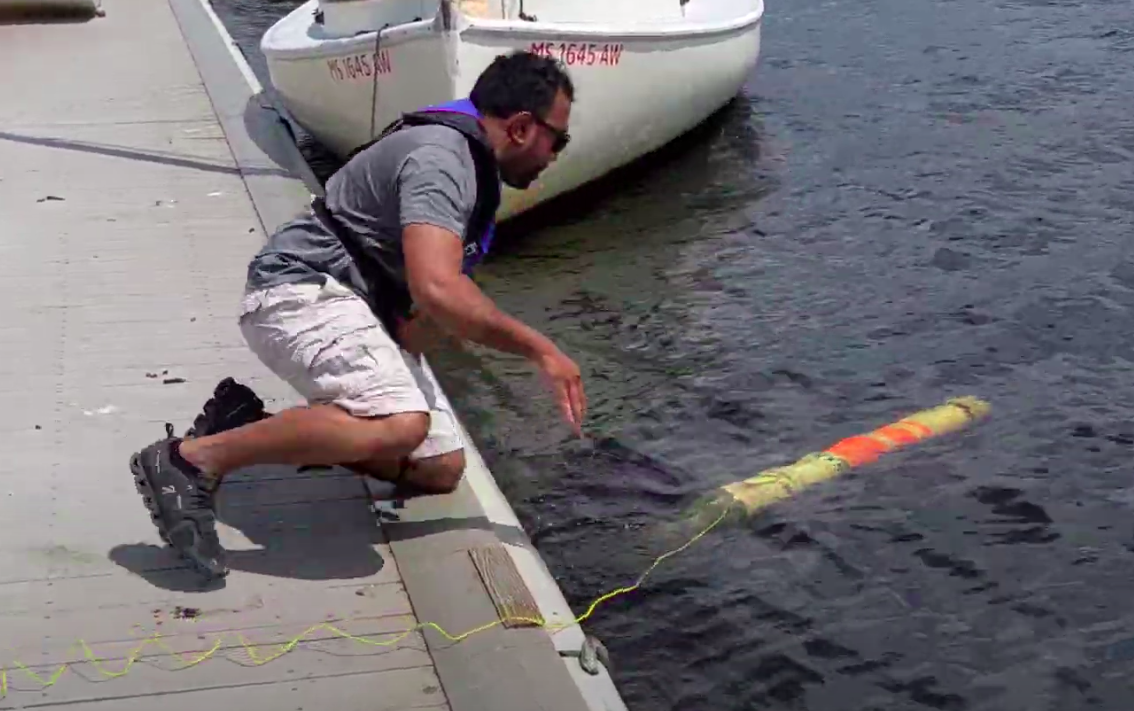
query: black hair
[{"left": 470, "top": 50, "right": 575, "bottom": 121}]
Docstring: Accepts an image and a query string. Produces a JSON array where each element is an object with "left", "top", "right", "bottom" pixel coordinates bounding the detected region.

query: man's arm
[
  {"left": 403, "top": 223, "right": 586, "bottom": 432},
  {"left": 402, "top": 223, "right": 551, "bottom": 358},
  {"left": 394, "top": 142, "right": 556, "bottom": 357},
  {"left": 395, "top": 141, "right": 585, "bottom": 431}
]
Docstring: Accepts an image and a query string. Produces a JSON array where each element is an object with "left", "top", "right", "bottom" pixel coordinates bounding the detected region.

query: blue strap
[
  {"left": 422, "top": 97, "right": 482, "bottom": 119},
  {"left": 462, "top": 222, "right": 496, "bottom": 273}
]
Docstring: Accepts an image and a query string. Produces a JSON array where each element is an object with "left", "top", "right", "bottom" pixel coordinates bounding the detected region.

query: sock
[{"left": 170, "top": 439, "right": 203, "bottom": 476}]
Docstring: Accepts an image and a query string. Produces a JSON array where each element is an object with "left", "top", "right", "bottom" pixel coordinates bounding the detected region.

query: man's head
[{"left": 470, "top": 50, "right": 574, "bottom": 189}]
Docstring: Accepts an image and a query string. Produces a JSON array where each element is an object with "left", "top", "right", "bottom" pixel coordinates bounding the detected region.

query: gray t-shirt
[{"left": 245, "top": 124, "right": 479, "bottom": 303}]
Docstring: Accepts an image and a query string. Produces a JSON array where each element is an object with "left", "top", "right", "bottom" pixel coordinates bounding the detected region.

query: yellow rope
[{"left": 0, "top": 504, "right": 732, "bottom": 698}]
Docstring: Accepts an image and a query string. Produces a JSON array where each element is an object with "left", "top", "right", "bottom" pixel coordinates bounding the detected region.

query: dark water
[{"left": 213, "top": 0, "right": 1134, "bottom": 708}]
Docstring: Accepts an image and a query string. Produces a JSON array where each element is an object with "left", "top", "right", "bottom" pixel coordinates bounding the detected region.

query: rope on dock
[{"left": 0, "top": 396, "right": 989, "bottom": 698}]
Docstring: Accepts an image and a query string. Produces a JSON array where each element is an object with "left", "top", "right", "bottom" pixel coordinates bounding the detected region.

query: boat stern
[{"left": 260, "top": 0, "right": 467, "bottom": 157}]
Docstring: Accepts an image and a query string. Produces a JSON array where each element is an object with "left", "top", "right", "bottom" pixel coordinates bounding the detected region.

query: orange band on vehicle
[
  {"left": 874, "top": 423, "right": 926, "bottom": 446},
  {"left": 894, "top": 419, "right": 934, "bottom": 438},
  {"left": 827, "top": 435, "right": 889, "bottom": 466}
]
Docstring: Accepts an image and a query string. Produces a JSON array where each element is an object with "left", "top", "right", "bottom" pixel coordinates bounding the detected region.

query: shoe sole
[{"left": 130, "top": 451, "right": 228, "bottom": 580}]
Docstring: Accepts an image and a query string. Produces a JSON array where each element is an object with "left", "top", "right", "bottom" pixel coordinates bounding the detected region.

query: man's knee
[
  {"left": 345, "top": 445, "right": 464, "bottom": 494},
  {"left": 407, "top": 449, "right": 466, "bottom": 494},
  {"left": 360, "top": 411, "right": 430, "bottom": 461}
]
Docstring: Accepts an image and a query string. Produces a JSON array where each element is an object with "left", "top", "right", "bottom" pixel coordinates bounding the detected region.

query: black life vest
[{"left": 312, "top": 98, "right": 501, "bottom": 336}]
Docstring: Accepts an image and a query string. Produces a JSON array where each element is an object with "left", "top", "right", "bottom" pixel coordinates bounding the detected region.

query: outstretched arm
[
  {"left": 403, "top": 223, "right": 586, "bottom": 433},
  {"left": 396, "top": 141, "right": 585, "bottom": 432},
  {"left": 402, "top": 223, "right": 547, "bottom": 357}
]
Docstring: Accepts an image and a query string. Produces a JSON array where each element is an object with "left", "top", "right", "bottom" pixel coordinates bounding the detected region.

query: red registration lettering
[
  {"left": 528, "top": 42, "right": 623, "bottom": 66},
  {"left": 326, "top": 49, "right": 394, "bottom": 82}
]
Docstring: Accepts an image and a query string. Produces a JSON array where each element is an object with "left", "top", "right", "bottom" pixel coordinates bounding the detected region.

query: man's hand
[{"left": 535, "top": 348, "right": 586, "bottom": 436}]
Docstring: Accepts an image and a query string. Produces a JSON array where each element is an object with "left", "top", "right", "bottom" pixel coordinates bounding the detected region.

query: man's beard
[{"left": 501, "top": 165, "right": 539, "bottom": 190}]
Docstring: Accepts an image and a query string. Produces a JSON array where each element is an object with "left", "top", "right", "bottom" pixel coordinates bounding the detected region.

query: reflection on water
[{"left": 213, "top": 0, "right": 1134, "bottom": 708}]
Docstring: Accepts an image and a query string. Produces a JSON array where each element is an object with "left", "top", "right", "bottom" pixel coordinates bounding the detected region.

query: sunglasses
[{"left": 532, "top": 114, "right": 570, "bottom": 154}]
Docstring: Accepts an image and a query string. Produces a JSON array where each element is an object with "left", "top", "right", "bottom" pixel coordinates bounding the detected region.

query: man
[{"left": 129, "top": 50, "right": 585, "bottom": 580}]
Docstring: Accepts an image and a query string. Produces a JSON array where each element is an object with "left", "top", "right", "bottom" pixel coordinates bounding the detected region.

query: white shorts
[{"left": 237, "top": 274, "right": 463, "bottom": 460}]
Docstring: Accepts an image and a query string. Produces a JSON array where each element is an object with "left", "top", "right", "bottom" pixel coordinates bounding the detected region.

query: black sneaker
[
  {"left": 184, "top": 377, "right": 270, "bottom": 439},
  {"left": 130, "top": 437, "right": 227, "bottom": 579}
]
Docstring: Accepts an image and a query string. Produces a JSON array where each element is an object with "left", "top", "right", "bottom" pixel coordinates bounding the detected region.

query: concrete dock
[{"left": 0, "top": 1, "right": 627, "bottom": 709}]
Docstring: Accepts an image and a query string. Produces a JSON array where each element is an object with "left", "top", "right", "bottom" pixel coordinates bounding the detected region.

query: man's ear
[{"left": 505, "top": 112, "right": 534, "bottom": 147}]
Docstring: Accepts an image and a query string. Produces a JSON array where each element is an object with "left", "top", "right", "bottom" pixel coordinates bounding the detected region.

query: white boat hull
[{"left": 262, "top": 0, "right": 763, "bottom": 220}]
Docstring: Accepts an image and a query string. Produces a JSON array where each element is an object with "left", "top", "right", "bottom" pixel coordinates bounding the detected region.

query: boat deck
[{"left": 0, "top": 0, "right": 623, "bottom": 709}]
